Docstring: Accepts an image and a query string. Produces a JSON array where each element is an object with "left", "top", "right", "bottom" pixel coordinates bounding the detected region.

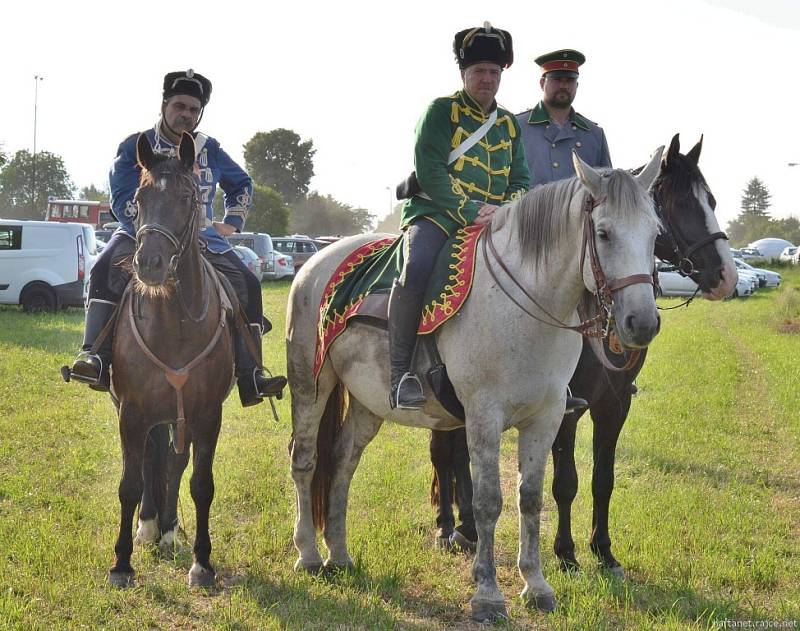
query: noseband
[{"left": 483, "top": 194, "right": 655, "bottom": 340}]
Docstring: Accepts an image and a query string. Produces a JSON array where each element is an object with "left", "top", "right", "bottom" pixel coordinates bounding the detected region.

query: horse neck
[
  {"left": 490, "top": 199, "right": 587, "bottom": 322},
  {"left": 173, "top": 243, "right": 208, "bottom": 316}
]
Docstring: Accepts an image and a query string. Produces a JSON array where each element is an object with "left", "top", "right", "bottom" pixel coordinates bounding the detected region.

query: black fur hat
[
  {"left": 162, "top": 69, "right": 212, "bottom": 106},
  {"left": 454, "top": 22, "right": 513, "bottom": 70}
]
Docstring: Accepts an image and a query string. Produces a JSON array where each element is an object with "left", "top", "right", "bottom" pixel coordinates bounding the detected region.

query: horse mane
[
  {"left": 652, "top": 153, "right": 715, "bottom": 211},
  {"left": 500, "top": 169, "right": 658, "bottom": 267}
]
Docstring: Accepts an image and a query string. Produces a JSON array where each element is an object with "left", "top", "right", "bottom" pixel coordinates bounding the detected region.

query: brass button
[
  {"left": 576, "top": 141, "right": 582, "bottom": 147},
  {"left": 553, "top": 162, "right": 559, "bottom": 168},
  {"left": 571, "top": 125, "right": 577, "bottom": 130},
  {"left": 551, "top": 143, "right": 556, "bottom": 148}
]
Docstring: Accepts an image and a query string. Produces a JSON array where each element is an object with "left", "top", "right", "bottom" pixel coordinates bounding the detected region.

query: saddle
[{"left": 314, "top": 226, "right": 488, "bottom": 421}]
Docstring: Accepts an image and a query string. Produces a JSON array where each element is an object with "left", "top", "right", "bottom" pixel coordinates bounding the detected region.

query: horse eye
[{"left": 597, "top": 229, "right": 610, "bottom": 242}]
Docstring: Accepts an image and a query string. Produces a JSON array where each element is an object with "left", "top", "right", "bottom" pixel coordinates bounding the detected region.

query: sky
[{"left": 1, "top": 0, "right": 798, "bottom": 230}]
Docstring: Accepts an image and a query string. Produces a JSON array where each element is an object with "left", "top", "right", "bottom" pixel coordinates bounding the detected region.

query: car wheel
[{"left": 21, "top": 284, "right": 57, "bottom": 313}]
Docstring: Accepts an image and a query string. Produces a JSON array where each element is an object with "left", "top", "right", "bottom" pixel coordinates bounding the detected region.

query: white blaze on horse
[{"left": 287, "top": 148, "right": 664, "bottom": 622}]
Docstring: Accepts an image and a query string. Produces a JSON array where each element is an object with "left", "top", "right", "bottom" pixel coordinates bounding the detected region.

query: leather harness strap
[{"left": 127, "top": 266, "right": 228, "bottom": 454}]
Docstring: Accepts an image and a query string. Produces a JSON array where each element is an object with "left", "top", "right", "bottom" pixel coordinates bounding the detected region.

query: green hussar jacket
[{"left": 401, "top": 90, "right": 530, "bottom": 235}]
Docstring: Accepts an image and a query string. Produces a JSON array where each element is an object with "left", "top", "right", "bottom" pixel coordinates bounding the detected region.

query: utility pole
[{"left": 31, "top": 75, "right": 44, "bottom": 216}]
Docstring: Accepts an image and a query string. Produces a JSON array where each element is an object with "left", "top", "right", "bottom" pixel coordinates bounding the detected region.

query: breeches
[
  {"left": 88, "top": 234, "right": 263, "bottom": 325},
  {"left": 400, "top": 219, "right": 449, "bottom": 294}
]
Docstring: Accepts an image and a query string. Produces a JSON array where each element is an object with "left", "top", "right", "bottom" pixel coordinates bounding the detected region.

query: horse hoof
[
  {"left": 323, "top": 561, "right": 355, "bottom": 576},
  {"left": 188, "top": 563, "right": 216, "bottom": 588},
  {"left": 158, "top": 530, "right": 185, "bottom": 557},
  {"left": 604, "top": 565, "right": 625, "bottom": 580},
  {"left": 526, "top": 592, "right": 557, "bottom": 613},
  {"left": 108, "top": 569, "right": 135, "bottom": 588},
  {"left": 434, "top": 535, "right": 454, "bottom": 552},
  {"left": 470, "top": 599, "right": 508, "bottom": 623},
  {"left": 450, "top": 530, "right": 477, "bottom": 554},
  {"left": 294, "top": 558, "right": 324, "bottom": 574},
  {"left": 558, "top": 557, "right": 581, "bottom": 574}
]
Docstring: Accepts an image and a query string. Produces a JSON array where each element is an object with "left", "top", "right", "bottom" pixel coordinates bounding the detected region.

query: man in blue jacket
[{"left": 67, "top": 70, "right": 285, "bottom": 406}]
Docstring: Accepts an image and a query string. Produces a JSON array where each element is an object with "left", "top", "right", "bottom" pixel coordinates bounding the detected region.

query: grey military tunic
[{"left": 516, "top": 101, "right": 611, "bottom": 187}]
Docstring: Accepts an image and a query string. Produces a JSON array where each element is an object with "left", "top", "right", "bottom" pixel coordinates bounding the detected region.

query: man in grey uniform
[{"left": 517, "top": 49, "right": 611, "bottom": 187}]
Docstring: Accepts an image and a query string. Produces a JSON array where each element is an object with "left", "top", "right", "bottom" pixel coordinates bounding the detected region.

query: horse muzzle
[
  {"left": 133, "top": 245, "right": 171, "bottom": 287},
  {"left": 612, "top": 285, "right": 661, "bottom": 348}
]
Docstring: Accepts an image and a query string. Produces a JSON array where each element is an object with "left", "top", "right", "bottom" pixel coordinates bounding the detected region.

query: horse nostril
[{"left": 625, "top": 314, "right": 636, "bottom": 332}]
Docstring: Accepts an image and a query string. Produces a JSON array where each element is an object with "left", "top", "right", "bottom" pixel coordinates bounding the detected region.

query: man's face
[
  {"left": 540, "top": 74, "right": 578, "bottom": 109},
  {"left": 163, "top": 95, "right": 202, "bottom": 134},
  {"left": 461, "top": 62, "right": 502, "bottom": 106}
]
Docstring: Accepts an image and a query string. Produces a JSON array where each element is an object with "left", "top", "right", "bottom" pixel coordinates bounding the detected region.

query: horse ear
[
  {"left": 686, "top": 135, "right": 703, "bottom": 165},
  {"left": 572, "top": 150, "right": 603, "bottom": 197},
  {"left": 635, "top": 146, "right": 664, "bottom": 191},
  {"left": 178, "top": 132, "right": 196, "bottom": 171},
  {"left": 665, "top": 133, "right": 680, "bottom": 167},
  {"left": 136, "top": 133, "right": 157, "bottom": 171}
]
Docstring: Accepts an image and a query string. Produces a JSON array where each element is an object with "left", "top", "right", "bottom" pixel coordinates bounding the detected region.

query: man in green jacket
[{"left": 390, "top": 22, "right": 529, "bottom": 409}]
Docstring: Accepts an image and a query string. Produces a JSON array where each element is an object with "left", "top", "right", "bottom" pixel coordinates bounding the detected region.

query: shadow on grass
[{"left": 603, "top": 570, "right": 758, "bottom": 626}]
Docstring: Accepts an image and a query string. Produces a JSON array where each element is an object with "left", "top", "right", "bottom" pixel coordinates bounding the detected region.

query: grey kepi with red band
[{"left": 535, "top": 49, "right": 585, "bottom": 78}]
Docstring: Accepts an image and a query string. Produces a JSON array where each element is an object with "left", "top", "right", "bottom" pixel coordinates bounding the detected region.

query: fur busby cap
[
  {"left": 454, "top": 22, "right": 513, "bottom": 70},
  {"left": 162, "top": 69, "right": 212, "bottom": 106}
]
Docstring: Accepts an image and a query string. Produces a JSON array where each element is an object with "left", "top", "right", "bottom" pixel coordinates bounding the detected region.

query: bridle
[
  {"left": 134, "top": 171, "right": 208, "bottom": 322},
  {"left": 652, "top": 184, "right": 728, "bottom": 278},
  {"left": 482, "top": 194, "right": 655, "bottom": 343}
]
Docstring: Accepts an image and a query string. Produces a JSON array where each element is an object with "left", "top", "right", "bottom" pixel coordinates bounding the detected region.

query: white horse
[{"left": 287, "top": 150, "right": 664, "bottom": 622}]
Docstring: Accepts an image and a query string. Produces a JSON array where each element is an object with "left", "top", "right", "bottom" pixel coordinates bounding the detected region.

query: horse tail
[
  {"left": 143, "top": 424, "right": 170, "bottom": 520},
  {"left": 429, "top": 468, "right": 457, "bottom": 507},
  {"left": 311, "top": 381, "right": 347, "bottom": 531}
]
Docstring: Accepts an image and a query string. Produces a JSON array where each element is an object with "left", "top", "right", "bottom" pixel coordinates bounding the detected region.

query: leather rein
[{"left": 482, "top": 194, "right": 654, "bottom": 372}]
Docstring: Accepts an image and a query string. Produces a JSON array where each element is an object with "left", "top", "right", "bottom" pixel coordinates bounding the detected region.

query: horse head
[
  {"left": 573, "top": 148, "right": 663, "bottom": 348},
  {"left": 132, "top": 132, "right": 200, "bottom": 289},
  {"left": 653, "top": 134, "right": 737, "bottom": 300}
]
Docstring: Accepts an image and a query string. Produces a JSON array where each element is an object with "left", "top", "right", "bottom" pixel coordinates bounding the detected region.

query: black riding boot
[
  {"left": 67, "top": 299, "right": 116, "bottom": 392},
  {"left": 235, "top": 323, "right": 287, "bottom": 407},
  {"left": 388, "top": 280, "right": 426, "bottom": 409},
  {"left": 565, "top": 388, "right": 589, "bottom": 414}
]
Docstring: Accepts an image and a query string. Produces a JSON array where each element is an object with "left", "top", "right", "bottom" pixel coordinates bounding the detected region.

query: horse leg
[
  {"left": 429, "top": 429, "right": 455, "bottom": 549},
  {"left": 291, "top": 369, "right": 338, "bottom": 574},
  {"left": 109, "top": 407, "right": 147, "bottom": 587},
  {"left": 451, "top": 427, "right": 477, "bottom": 551},
  {"left": 517, "top": 421, "right": 558, "bottom": 613},
  {"left": 187, "top": 410, "right": 222, "bottom": 588},
  {"left": 135, "top": 425, "right": 164, "bottom": 547},
  {"left": 323, "top": 398, "right": 382, "bottom": 569},
  {"left": 159, "top": 433, "right": 191, "bottom": 556},
  {"left": 588, "top": 391, "right": 630, "bottom": 578},
  {"left": 464, "top": 414, "right": 506, "bottom": 623},
  {"left": 552, "top": 413, "right": 581, "bottom": 572}
]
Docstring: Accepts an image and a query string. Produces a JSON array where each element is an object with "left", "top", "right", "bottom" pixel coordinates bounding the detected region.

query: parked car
[
  {"left": 657, "top": 261, "right": 753, "bottom": 299},
  {"left": 730, "top": 248, "right": 742, "bottom": 260},
  {"left": 233, "top": 245, "right": 263, "bottom": 280},
  {"left": 273, "top": 236, "right": 321, "bottom": 271},
  {"left": 95, "top": 228, "right": 115, "bottom": 243},
  {"left": 735, "top": 259, "right": 780, "bottom": 287},
  {"left": 226, "top": 232, "right": 293, "bottom": 280},
  {"left": 95, "top": 238, "right": 107, "bottom": 253},
  {"left": 779, "top": 246, "right": 797, "bottom": 262},
  {"left": 0, "top": 219, "right": 96, "bottom": 311}
]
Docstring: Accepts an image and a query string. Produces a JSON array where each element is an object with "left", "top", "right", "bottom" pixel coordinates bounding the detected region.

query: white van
[{"left": 0, "top": 219, "right": 96, "bottom": 311}]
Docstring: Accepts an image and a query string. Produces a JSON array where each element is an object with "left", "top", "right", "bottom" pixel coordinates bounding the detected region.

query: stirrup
[
  {"left": 66, "top": 351, "right": 108, "bottom": 389},
  {"left": 391, "top": 372, "right": 426, "bottom": 410},
  {"left": 565, "top": 386, "right": 588, "bottom": 414}
]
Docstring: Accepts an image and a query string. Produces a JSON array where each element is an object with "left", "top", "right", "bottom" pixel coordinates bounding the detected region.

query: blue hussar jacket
[{"left": 109, "top": 125, "right": 253, "bottom": 254}]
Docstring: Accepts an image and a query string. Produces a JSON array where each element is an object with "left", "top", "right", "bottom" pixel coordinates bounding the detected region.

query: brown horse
[{"left": 107, "top": 132, "right": 234, "bottom": 588}]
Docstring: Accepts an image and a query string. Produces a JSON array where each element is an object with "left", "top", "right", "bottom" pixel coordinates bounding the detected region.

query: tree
[
  {"left": 726, "top": 177, "right": 774, "bottom": 246},
  {"left": 290, "top": 192, "right": 375, "bottom": 236},
  {"left": 245, "top": 184, "right": 290, "bottom": 235},
  {"left": 374, "top": 203, "right": 403, "bottom": 234},
  {"left": 0, "top": 150, "right": 75, "bottom": 219},
  {"left": 80, "top": 183, "right": 109, "bottom": 202},
  {"left": 243, "top": 129, "right": 315, "bottom": 202},
  {"left": 0, "top": 144, "right": 6, "bottom": 169}
]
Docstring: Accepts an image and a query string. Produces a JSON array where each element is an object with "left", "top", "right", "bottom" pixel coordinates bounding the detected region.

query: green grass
[{"left": 0, "top": 275, "right": 799, "bottom": 630}]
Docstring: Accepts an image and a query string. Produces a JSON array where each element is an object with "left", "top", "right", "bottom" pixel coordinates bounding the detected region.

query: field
[{"left": 1, "top": 272, "right": 799, "bottom": 630}]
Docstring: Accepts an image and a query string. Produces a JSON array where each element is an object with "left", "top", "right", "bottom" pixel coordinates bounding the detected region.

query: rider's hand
[
  {"left": 473, "top": 204, "right": 499, "bottom": 225},
  {"left": 213, "top": 221, "right": 236, "bottom": 237}
]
